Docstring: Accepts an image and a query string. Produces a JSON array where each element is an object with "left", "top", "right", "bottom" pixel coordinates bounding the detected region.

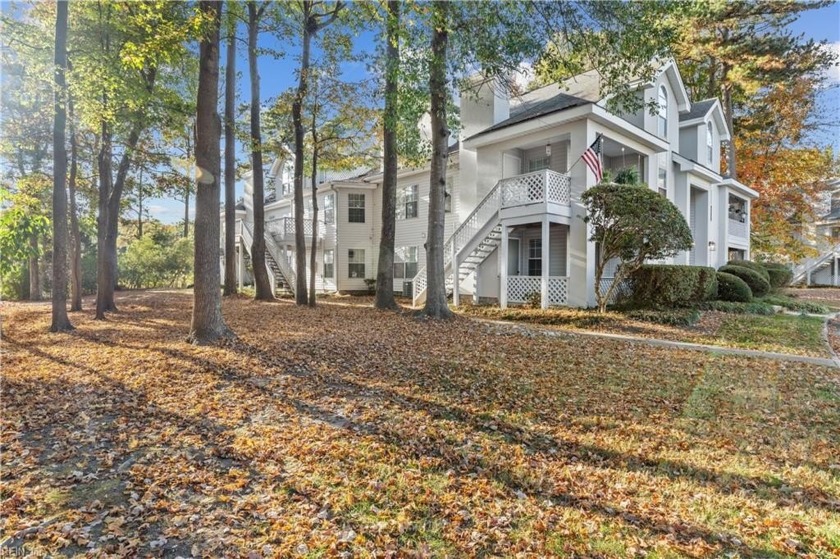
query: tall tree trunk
[
  {"left": 223, "top": 16, "right": 237, "bottom": 296},
  {"left": 68, "top": 92, "right": 82, "bottom": 311},
  {"left": 248, "top": 1, "right": 274, "bottom": 301},
  {"left": 309, "top": 120, "right": 318, "bottom": 307},
  {"left": 292, "top": 1, "right": 312, "bottom": 305},
  {"left": 95, "top": 120, "right": 113, "bottom": 319},
  {"left": 375, "top": 0, "right": 400, "bottom": 310},
  {"left": 188, "top": 0, "right": 232, "bottom": 345},
  {"left": 29, "top": 235, "right": 40, "bottom": 300},
  {"left": 51, "top": 0, "right": 72, "bottom": 331},
  {"left": 423, "top": 0, "right": 452, "bottom": 319},
  {"left": 723, "top": 82, "right": 737, "bottom": 179},
  {"left": 184, "top": 126, "right": 192, "bottom": 238}
]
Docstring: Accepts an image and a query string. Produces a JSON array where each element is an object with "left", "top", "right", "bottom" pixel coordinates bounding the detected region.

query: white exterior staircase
[
  {"left": 793, "top": 243, "right": 840, "bottom": 285},
  {"left": 239, "top": 220, "right": 297, "bottom": 296},
  {"left": 411, "top": 169, "right": 571, "bottom": 307}
]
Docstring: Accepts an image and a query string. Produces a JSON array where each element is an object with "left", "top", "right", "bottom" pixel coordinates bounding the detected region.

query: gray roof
[
  {"left": 469, "top": 69, "right": 603, "bottom": 138},
  {"left": 679, "top": 99, "right": 716, "bottom": 122}
]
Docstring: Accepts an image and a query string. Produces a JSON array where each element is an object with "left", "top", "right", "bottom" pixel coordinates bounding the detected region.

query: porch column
[
  {"left": 835, "top": 253, "right": 838, "bottom": 287},
  {"left": 452, "top": 242, "right": 460, "bottom": 307},
  {"left": 541, "top": 216, "right": 549, "bottom": 309},
  {"left": 807, "top": 266, "right": 812, "bottom": 286},
  {"left": 500, "top": 224, "right": 508, "bottom": 309}
]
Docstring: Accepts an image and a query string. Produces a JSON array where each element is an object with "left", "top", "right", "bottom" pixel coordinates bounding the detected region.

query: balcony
[
  {"left": 728, "top": 218, "right": 748, "bottom": 240},
  {"left": 267, "top": 217, "right": 325, "bottom": 243},
  {"left": 498, "top": 169, "right": 571, "bottom": 219}
]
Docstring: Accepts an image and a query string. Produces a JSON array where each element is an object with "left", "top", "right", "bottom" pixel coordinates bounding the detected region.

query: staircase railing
[
  {"left": 240, "top": 220, "right": 296, "bottom": 294},
  {"left": 411, "top": 179, "right": 505, "bottom": 304},
  {"left": 793, "top": 242, "right": 840, "bottom": 284}
]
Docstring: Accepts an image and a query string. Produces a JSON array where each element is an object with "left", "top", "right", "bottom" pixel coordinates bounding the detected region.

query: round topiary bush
[
  {"left": 719, "top": 264, "right": 771, "bottom": 298},
  {"left": 716, "top": 271, "right": 753, "bottom": 302},
  {"left": 762, "top": 263, "right": 793, "bottom": 289},
  {"left": 726, "top": 259, "right": 770, "bottom": 282}
]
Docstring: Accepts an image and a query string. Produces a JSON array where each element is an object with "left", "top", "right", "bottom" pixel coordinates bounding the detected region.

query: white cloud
[
  {"left": 823, "top": 41, "right": 840, "bottom": 84},
  {"left": 513, "top": 61, "right": 534, "bottom": 92}
]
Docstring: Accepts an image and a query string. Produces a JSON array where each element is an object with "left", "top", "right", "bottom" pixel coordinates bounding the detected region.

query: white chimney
[{"left": 459, "top": 74, "right": 510, "bottom": 142}]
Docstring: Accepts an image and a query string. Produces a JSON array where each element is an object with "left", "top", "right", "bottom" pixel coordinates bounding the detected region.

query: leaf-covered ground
[{"left": 2, "top": 290, "right": 839, "bottom": 558}]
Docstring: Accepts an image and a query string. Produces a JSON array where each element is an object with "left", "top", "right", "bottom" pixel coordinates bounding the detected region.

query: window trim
[
  {"left": 323, "top": 249, "right": 334, "bottom": 278},
  {"left": 528, "top": 238, "right": 542, "bottom": 277},
  {"left": 706, "top": 123, "right": 714, "bottom": 165},
  {"left": 397, "top": 184, "right": 419, "bottom": 220},
  {"left": 324, "top": 193, "right": 335, "bottom": 224},
  {"left": 658, "top": 85, "right": 668, "bottom": 137},
  {"left": 347, "top": 248, "right": 365, "bottom": 278},
  {"left": 658, "top": 167, "right": 667, "bottom": 197},
  {"left": 393, "top": 246, "right": 418, "bottom": 279},
  {"left": 348, "top": 193, "right": 365, "bottom": 223}
]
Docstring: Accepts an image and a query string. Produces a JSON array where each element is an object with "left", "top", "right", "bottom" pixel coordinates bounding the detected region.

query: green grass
[{"left": 714, "top": 313, "right": 826, "bottom": 355}]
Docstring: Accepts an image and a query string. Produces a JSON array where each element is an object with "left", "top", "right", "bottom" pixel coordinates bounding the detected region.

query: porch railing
[
  {"left": 499, "top": 169, "right": 571, "bottom": 208},
  {"left": 267, "top": 217, "right": 325, "bottom": 242}
]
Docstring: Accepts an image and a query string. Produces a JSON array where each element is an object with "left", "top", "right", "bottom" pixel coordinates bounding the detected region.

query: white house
[
  {"left": 792, "top": 179, "right": 840, "bottom": 285},
  {"left": 225, "top": 59, "right": 758, "bottom": 308}
]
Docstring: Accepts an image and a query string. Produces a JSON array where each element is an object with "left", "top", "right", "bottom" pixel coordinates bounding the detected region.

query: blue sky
[{"left": 143, "top": 3, "right": 840, "bottom": 224}]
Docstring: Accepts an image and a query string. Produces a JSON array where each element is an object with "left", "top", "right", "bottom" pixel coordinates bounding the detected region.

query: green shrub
[
  {"left": 761, "top": 265, "right": 793, "bottom": 289},
  {"left": 761, "top": 295, "right": 829, "bottom": 314},
  {"left": 727, "top": 259, "right": 770, "bottom": 282},
  {"left": 698, "top": 300, "right": 775, "bottom": 315},
  {"left": 628, "top": 264, "right": 717, "bottom": 308},
  {"left": 625, "top": 308, "right": 701, "bottom": 326},
  {"left": 719, "top": 265, "right": 771, "bottom": 298},
  {"left": 716, "top": 271, "right": 753, "bottom": 302}
]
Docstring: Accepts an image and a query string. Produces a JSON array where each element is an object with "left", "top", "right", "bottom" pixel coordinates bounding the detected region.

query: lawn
[{"left": 2, "top": 291, "right": 839, "bottom": 558}]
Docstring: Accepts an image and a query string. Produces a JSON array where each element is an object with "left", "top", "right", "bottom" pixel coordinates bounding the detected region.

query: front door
[{"left": 507, "top": 239, "right": 520, "bottom": 276}]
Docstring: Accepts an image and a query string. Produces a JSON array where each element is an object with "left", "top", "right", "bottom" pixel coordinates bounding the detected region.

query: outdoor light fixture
[
  {"left": 545, "top": 143, "right": 551, "bottom": 157},
  {"left": 708, "top": 241, "right": 717, "bottom": 251}
]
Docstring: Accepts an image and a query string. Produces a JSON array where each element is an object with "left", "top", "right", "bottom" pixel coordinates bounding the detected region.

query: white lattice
[
  {"left": 598, "top": 278, "right": 630, "bottom": 303},
  {"left": 507, "top": 276, "right": 542, "bottom": 303},
  {"left": 546, "top": 173, "right": 571, "bottom": 205},
  {"left": 548, "top": 277, "right": 568, "bottom": 305},
  {"left": 500, "top": 172, "right": 544, "bottom": 206},
  {"left": 267, "top": 217, "right": 324, "bottom": 242}
]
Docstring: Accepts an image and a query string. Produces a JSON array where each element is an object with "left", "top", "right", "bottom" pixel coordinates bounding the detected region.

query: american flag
[{"left": 582, "top": 135, "right": 603, "bottom": 183}]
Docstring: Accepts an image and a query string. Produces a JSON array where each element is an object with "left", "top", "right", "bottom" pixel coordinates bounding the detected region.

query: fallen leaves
[{"left": 1, "top": 290, "right": 838, "bottom": 557}]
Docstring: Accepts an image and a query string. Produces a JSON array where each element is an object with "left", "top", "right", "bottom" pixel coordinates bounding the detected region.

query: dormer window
[
  {"left": 657, "top": 86, "right": 668, "bottom": 137},
  {"left": 706, "top": 123, "right": 714, "bottom": 165}
]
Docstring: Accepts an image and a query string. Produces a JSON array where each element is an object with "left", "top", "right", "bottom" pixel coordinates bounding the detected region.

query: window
[
  {"left": 657, "top": 85, "right": 668, "bottom": 137},
  {"left": 706, "top": 123, "right": 714, "bottom": 165},
  {"left": 348, "top": 193, "right": 365, "bottom": 223},
  {"left": 444, "top": 190, "right": 452, "bottom": 213},
  {"left": 324, "top": 193, "right": 335, "bottom": 224},
  {"left": 393, "top": 246, "right": 418, "bottom": 279},
  {"left": 658, "top": 167, "right": 667, "bottom": 197},
  {"left": 348, "top": 249, "right": 365, "bottom": 278},
  {"left": 728, "top": 195, "right": 746, "bottom": 223},
  {"left": 397, "top": 184, "right": 418, "bottom": 219},
  {"left": 323, "top": 249, "right": 334, "bottom": 278},
  {"left": 528, "top": 156, "right": 551, "bottom": 172},
  {"left": 528, "top": 238, "right": 542, "bottom": 276}
]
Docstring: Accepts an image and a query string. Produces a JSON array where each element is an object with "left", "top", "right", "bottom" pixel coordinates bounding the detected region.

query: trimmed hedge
[
  {"left": 727, "top": 259, "right": 770, "bottom": 282},
  {"left": 716, "top": 271, "right": 753, "bottom": 302},
  {"left": 628, "top": 265, "right": 717, "bottom": 308},
  {"left": 719, "top": 264, "right": 771, "bottom": 298},
  {"left": 761, "top": 264, "right": 793, "bottom": 289},
  {"left": 761, "top": 295, "right": 829, "bottom": 314}
]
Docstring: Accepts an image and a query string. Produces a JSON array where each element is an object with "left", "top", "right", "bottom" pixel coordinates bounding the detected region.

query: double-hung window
[
  {"left": 348, "top": 193, "right": 365, "bottom": 223},
  {"left": 528, "top": 239, "right": 542, "bottom": 276},
  {"left": 658, "top": 167, "right": 667, "bottom": 197},
  {"left": 706, "top": 124, "right": 714, "bottom": 166},
  {"left": 397, "top": 185, "right": 418, "bottom": 219},
  {"left": 393, "top": 246, "right": 418, "bottom": 279},
  {"left": 348, "top": 249, "right": 365, "bottom": 278},
  {"left": 657, "top": 86, "right": 668, "bottom": 137},
  {"left": 528, "top": 156, "right": 550, "bottom": 172},
  {"left": 324, "top": 193, "right": 335, "bottom": 224},
  {"left": 323, "top": 249, "right": 334, "bottom": 278}
]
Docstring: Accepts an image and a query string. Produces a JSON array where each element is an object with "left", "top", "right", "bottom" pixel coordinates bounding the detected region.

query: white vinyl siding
[
  {"left": 324, "top": 193, "right": 335, "bottom": 224},
  {"left": 520, "top": 142, "right": 569, "bottom": 174}
]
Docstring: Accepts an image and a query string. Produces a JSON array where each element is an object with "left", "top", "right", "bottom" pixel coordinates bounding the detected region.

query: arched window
[
  {"left": 706, "top": 123, "right": 714, "bottom": 165},
  {"left": 657, "top": 86, "right": 668, "bottom": 137}
]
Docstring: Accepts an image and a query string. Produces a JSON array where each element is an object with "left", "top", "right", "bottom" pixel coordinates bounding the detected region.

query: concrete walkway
[{"left": 474, "top": 317, "right": 840, "bottom": 369}]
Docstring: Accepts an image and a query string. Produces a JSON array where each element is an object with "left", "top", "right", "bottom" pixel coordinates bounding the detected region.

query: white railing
[
  {"left": 793, "top": 243, "right": 840, "bottom": 284},
  {"left": 728, "top": 218, "right": 747, "bottom": 238},
  {"left": 267, "top": 217, "right": 324, "bottom": 242},
  {"left": 598, "top": 277, "right": 630, "bottom": 304},
  {"left": 240, "top": 220, "right": 296, "bottom": 293},
  {"left": 500, "top": 169, "right": 571, "bottom": 208}
]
